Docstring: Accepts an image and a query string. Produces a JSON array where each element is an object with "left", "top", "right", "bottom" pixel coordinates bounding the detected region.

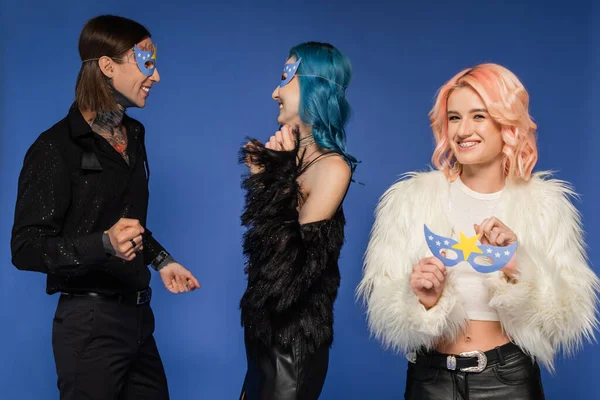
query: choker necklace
[{"left": 299, "top": 135, "right": 315, "bottom": 148}]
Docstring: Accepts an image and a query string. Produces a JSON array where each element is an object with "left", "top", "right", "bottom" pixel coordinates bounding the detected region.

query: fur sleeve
[
  {"left": 487, "top": 174, "right": 600, "bottom": 371},
  {"left": 239, "top": 140, "right": 343, "bottom": 313},
  {"left": 357, "top": 173, "right": 468, "bottom": 354}
]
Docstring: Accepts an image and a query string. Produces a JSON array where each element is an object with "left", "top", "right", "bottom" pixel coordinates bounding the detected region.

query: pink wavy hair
[{"left": 429, "top": 63, "right": 538, "bottom": 181}]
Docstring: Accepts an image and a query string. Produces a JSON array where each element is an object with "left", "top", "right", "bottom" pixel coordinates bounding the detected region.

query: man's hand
[
  {"left": 105, "top": 218, "right": 144, "bottom": 261},
  {"left": 159, "top": 263, "right": 200, "bottom": 294}
]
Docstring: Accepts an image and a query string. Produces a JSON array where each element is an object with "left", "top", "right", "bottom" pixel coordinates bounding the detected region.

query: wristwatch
[{"left": 151, "top": 250, "right": 171, "bottom": 271}]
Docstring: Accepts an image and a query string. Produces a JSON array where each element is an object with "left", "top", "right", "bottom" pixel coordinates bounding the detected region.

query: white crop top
[{"left": 448, "top": 177, "right": 503, "bottom": 322}]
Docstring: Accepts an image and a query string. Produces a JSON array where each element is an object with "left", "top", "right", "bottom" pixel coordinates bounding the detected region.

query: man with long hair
[{"left": 10, "top": 15, "right": 199, "bottom": 399}]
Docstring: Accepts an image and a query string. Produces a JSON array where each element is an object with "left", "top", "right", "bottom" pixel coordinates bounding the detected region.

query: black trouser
[
  {"left": 52, "top": 293, "right": 169, "bottom": 400},
  {"left": 405, "top": 342, "right": 545, "bottom": 400},
  {"left": 240, "top": 332, "right": 329, "bottom": 400}
]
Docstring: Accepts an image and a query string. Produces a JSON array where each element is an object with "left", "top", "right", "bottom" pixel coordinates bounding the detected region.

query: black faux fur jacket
[{"left": 238, "top": 139, "right": 346, "bottom": 355}]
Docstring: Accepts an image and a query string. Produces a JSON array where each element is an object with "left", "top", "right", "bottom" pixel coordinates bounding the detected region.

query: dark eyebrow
[{"left": 447, "top": 108, "right": 488, "bottom": 114}]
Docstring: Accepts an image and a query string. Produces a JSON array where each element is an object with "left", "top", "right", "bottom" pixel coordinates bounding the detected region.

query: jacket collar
[{"left": 67, "top": 103, "right": 145, "bottom": 171}]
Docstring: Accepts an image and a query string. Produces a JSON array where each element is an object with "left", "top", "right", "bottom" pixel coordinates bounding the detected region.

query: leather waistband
[
  {"left": 60, "top": 287, "right": 152, "bottom": 306},
  {"left": 409, "top": 342, "right": 523, "bottom": 373}
]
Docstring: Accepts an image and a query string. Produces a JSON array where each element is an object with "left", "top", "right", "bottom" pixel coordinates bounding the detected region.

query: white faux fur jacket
[{"left": 357, "top": 170, "right": 600, "bottom": 371}]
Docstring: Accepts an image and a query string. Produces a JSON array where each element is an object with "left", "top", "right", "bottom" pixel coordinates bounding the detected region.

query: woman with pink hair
[{"left": 358, "top": 63, "right": 599, "bottom": 399}]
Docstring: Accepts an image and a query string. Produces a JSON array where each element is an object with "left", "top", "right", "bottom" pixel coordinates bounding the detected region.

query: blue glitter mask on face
[
  {"left": 133, "top": 43, "right": 157, "bottom": 77},
  {"left": 280, "top": 58, "right": 301, "bottom": 87}
]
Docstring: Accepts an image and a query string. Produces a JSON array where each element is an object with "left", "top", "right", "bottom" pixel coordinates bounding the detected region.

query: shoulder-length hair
[
  {"left": 75, "top": 15, "right": 150, "bottom": 113},
  {"left": 289, "top": 42, "right": 358, "bottom": 172},
  {"left": 429, "top": 63, "right": 538, "bottom": 181}
]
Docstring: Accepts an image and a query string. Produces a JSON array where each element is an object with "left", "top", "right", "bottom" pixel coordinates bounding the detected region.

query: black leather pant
[
  {"left": 240, "top": 332, "right": 329, "bottom": 400},
  {"left": 405, "top": 343, "right": 545, "bottom": 400}
]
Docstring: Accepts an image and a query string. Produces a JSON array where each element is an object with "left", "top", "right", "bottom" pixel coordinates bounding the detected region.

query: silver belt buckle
[
  {"left": 458, "top": 350, "right": 487, "bottom": 373},
  {"left": 446, "top": 355, "right": 457, "bottom": 370}
]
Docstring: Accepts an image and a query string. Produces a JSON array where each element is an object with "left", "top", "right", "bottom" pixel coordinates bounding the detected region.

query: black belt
[
  {"left": 61, "top": 287, "right": 152, "bottom": 306},
  {"left": 408, "top": 342, "right": 522, "bottom": 373}
]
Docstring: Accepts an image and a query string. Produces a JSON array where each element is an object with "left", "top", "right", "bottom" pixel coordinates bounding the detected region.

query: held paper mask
[{"left": 424, "top": 225, "right": 517, "bottom": 273}]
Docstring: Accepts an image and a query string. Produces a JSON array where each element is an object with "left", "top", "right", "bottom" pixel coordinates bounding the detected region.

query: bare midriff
[{"left": 435, "top": 320, "right": 510, "bottom": 354}]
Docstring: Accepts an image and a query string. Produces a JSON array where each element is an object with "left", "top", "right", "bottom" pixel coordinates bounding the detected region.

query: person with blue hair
[{"left": 238, "top": 42, "right": 356, "bottom": 399}]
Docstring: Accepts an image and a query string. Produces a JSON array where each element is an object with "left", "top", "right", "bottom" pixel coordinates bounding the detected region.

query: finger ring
[{"left": 130, "top": 239, "right": 137, "bottom": 248}]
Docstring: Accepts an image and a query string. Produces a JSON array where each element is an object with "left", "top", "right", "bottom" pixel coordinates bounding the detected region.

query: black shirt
[{"left": 10, "top": 104, "right": 168, "bottom": 295}]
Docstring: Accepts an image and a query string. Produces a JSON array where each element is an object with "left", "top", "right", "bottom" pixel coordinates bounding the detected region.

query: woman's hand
[
  {"left": 474, "top": 217, "right": 519, "bottom": 281},
  {"left": 265, "top": 125, "right": 296, "bottom": 151},
  {"left": 410, "top": 256, "right": 447, "bottom": 309}
]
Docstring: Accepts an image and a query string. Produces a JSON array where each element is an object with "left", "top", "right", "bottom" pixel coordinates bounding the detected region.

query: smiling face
[
  {"left": 446, "top": 86, "right": 504, "bottom": 170},
  {"left": 271, "top": 57, "right": 302, "bottom": 126},
  {"left": 103, "top": 37, "right": 160, "bottom": 108}
]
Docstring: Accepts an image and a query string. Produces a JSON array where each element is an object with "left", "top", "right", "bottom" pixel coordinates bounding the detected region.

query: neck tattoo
[{"left": 91, "top": 105, "right": 129, "bottom": 164}]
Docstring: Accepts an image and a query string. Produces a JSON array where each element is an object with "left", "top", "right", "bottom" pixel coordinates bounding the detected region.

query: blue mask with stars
[
  {"left": 280, "top": 58, "right": 301, "bottom": 87},
  {"left": 424, "top": 225, "right": 518, "bottom": 274},
  {"left": 133, "top": 44, "right": 156, "bottom": 77}
]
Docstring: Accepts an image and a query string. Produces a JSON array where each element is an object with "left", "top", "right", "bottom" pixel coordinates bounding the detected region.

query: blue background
[{"left": 1, "top": 0, "right": 598, "bottom": 398}]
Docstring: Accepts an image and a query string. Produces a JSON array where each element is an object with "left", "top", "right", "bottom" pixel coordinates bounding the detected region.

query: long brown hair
[{"left": 75, "top": 15, "right": 150, "bottom": 112}]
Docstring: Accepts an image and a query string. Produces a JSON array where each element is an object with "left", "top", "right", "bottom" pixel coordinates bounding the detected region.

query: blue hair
[{"left": 289, "top": 42, "right": 358, "bottom": 172}]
